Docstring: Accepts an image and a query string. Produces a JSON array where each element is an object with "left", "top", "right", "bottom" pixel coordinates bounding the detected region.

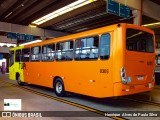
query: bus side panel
[
  {"left": 23, "top": 60, "right": 113, "bottom": 98},
  {"left": 64, "top": 60, "right": 113, "bottom": 98},
  {"left": 23, "top": 62, "right": 57, "bottom": 86},
  {"left": 9, "top": 50, "right": 15, "bottom": 80},
  {"left": 23, "top": 32, "right": 114, "bottom": 98},
  {"left": 9, "top": 64, "right": 16, "bottom": 80}
]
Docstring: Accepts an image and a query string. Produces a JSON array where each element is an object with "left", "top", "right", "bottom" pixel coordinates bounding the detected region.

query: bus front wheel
[
  {"left": 54, "top": 78, "right": 66, "bottom": 97},
  {"left": 16, "top": 74, "right": 24, "bottom": 86}
]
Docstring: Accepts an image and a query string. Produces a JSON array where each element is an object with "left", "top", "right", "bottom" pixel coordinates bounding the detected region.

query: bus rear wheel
[
  {"left": 16, "top": 74, "right": 24, "bottom": 86},
  {"left": 54, "top": 78, "right": 66, "bottom": 97}
]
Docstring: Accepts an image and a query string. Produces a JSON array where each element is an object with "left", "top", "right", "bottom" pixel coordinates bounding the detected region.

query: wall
[{"left": 0, "top": 21, "right": 69, "bottom": 53}]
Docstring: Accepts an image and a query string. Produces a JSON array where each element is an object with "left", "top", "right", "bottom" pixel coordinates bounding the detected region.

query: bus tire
[
  {"left": 16, "top": 74, "right": 24, "bottom": 86},
  {"left": 54, "top": 78, "right": 66, "bottom": 97}
]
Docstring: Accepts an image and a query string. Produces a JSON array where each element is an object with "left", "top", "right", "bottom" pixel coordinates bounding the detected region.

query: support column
[{"left": 132, "top": 10, "right": 141, "bottom": 26}]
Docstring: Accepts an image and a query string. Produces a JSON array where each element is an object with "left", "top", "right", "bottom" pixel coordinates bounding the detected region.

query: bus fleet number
[{"left": 100, "top": 69, "right": 109, "bottom": 74}]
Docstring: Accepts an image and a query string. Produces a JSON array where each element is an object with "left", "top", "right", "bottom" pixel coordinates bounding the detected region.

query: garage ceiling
[{"left": 0, "top": 0, "right": 159, "bottom": 34}]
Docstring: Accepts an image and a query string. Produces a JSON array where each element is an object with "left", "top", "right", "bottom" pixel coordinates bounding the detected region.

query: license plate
[{"left": 137, "top": 76, "right": 144, "bottom": 80}]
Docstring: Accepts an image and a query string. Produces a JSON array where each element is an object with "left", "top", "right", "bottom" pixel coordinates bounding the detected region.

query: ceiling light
[
  {"left": 29, "top": 24, "right": 37, "bottom": 28},
  {"left": 143, "top": 22, "right": 160, "bottom": 27},
  {"left": 31, "top": 0, "right": 97, "bottom": 25},
  {"left": 5, "top": 12, "right": 12, "bottom": 18},
  {"left": 19, "top": 40, "right": 42, "bottom": 46}
]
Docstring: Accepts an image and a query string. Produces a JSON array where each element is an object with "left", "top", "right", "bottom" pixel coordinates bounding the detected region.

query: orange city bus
[{"left": 9, "top": 23, "right": 155, "bottom": 98}]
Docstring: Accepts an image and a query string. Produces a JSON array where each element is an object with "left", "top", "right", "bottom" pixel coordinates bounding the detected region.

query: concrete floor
[
  {"left": 1, "top": 74, "right": 160, "bottom": 120},
  {"left": 0, "top": 74, "right": 111, "bottom": 120}
]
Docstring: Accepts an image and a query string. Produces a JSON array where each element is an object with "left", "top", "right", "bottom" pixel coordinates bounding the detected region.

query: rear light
[
  {"left": 122, "top": 73, "right": 125, "bottom": 77},
  {"left": 120, "top": 67, "right": 127, "bottom": 84}
]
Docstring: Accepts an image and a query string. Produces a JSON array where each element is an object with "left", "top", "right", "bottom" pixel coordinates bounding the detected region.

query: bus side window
[
  {"left": 42, "top": 44, "right": 55, "bottom": 61},
  {"left": 100, "top": 34, "right": 110, "bottom": 60},
  {"left": 15, "top": 49, "right": 21, "bottom": 62},
  {"left": 10, "top": 51, "right": 14, "bottom": 66},
  {"left": 22, "top": 48, "right": 30, "bottom": 62},
  {"left": 31, "top": 46, "right": 41, "bottom": 61},
  {"left": 56, "top": 41, "right": 73, "bottom": 61},
  {"left": 42, "top": 45, "right": 47, "bottom": 61},
  {"left": 75, "top": 36, "right": 99, "bottom": 60},
  {"left": 47, "top": 44, "right": 55, "bottom": 61}
]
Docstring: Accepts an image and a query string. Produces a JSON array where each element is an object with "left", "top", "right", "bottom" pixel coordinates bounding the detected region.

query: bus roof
[{"left": 10, "top": 23, "right": 154, "bottom": 50}]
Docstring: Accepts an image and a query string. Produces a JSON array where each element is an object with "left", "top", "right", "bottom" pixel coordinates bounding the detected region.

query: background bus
[
  {"left": 9, "top": 23, "right": 155, "bottom": 98},
  {"left": 155, "top": 49, "right": 160, "bottom": 85}
]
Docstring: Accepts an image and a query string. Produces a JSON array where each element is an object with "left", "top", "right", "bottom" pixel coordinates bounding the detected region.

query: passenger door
[
  {"left": 15, "top": 49, "right": 24, "bottom": 82},
  {"left": 9, "top": 50, "right": 15, "bottom": 80}
]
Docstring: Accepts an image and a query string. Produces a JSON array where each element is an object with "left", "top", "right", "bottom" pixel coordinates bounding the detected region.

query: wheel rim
[
  {"left": 17, "top": 76, "right": 21, "bottom": 84},
  {"left": 56, "top": 82, "right": 63, "bottom": 93}
]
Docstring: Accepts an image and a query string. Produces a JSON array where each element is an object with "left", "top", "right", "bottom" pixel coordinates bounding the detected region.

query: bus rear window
[{"left": 126, "top": 29, "right": 154, "bottom": 53}]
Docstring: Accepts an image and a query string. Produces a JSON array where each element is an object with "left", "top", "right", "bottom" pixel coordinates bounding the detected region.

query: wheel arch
[{"left": 53, "top": 76, "right": 62, "bottom": 88}]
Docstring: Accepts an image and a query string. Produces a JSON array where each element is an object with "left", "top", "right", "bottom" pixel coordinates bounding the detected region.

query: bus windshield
[{"left": 126, "top": 28, "right": 154, "bottom": 53}]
